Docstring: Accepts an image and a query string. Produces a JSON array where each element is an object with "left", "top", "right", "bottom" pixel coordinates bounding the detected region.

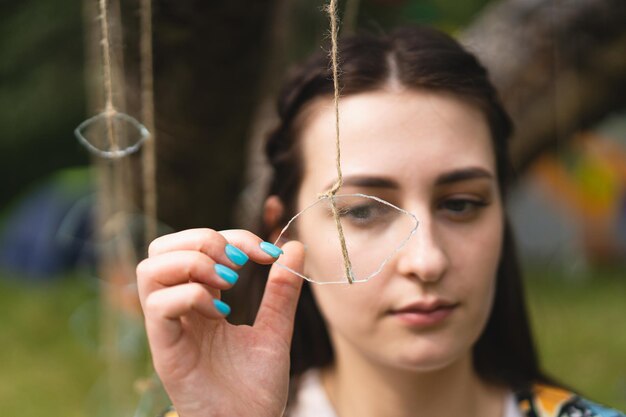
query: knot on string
[
  {"left": 318, "top": 179, "right": 342, "bottom": 199},
  {"left": 104, "top": 105, "right": 116, "bottom": 117}
]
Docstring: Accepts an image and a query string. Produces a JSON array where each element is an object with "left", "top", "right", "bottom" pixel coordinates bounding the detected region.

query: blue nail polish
[
  {"left": 213, "top": 299, "right": 231, "bottom": 316},
  {"left": 215, "top": 264, "right": 239, "bottom": 285},
  {"left": 225, "top": 244, "right": 249, "bottom": 266},
  {"left": 260, "top": 241, "right": 283, "bottom": 258}
]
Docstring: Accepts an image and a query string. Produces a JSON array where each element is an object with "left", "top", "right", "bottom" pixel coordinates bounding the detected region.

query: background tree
[{"left": 462, "top": 0, "right": 626, "bottom": 172}]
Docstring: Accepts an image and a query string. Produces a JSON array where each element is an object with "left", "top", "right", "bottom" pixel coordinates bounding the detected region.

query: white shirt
[{"left": 288, "top": 369, "right": 523, "bottom": 417}]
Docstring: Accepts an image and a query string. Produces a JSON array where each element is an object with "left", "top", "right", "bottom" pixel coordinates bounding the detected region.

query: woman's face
[{"left": 293, "top": 88, "right": 504, "bottom": 372}]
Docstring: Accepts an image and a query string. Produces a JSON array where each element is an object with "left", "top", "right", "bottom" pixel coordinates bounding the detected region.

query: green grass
[
  {"left": 0, "top": 274, "right": 103, "bottom": 417},
  {"left": 0, "top": 267, "right": 624, "bottom": 416},
  {"left": 524, "top": 266, "right": 626, "bottom": 411}
]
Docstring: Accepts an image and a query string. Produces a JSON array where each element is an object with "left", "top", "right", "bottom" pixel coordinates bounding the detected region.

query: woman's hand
[{"left": 137, "top": 228, "right": 304, "bottom": 417}]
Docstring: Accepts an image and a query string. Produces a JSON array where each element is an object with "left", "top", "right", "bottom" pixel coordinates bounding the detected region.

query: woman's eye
[
  {"left": 337, "top": 203, "right": 392, "bottom": 226},
  {"left": 347, "top": 205, "right": 373, "bottom": 219},
  {"left": 340, "top": 204, "right": 374, "bottom": 220},
  {"left": 440, "top": 199, "right": 487, "bottom": 218}
]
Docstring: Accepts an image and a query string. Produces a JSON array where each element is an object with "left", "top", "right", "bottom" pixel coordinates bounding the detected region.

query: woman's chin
[
  {"left": 395, "top": 356, "right": 456, "bottom": 373},
  {"left": 378, "top": 343, "right": 465, "bottom": 373}
]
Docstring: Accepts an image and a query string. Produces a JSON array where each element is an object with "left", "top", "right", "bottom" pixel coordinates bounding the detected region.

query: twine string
[
  {"left": 140, "top": 0, "right": 158, "bottom": 247},
  {"left": 98, "top": 0, "right": 119, "bottom": 151},
  {"left": 321, "top": 0, "right": 354, "bottom": 284}
]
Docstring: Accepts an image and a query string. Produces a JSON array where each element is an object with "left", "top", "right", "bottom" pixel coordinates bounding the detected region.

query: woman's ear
[{"left": 263, "top": 195, "right": 284, "bottom": 243}]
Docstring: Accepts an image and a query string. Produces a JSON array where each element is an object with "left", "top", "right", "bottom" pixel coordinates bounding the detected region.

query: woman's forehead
[{"left": 298, "top": 89, "right": 496, "bottom": 188}]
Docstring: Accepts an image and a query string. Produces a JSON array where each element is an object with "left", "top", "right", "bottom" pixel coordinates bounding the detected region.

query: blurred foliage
[
  {"left": 357, "top": 0, "right": 491, "bottom": 32},
  {"left": 285, "top": 0, "right": 492, "bottom": 65},
  {"left": 0, "top": 0, "right": 88, "bottom": 210}
]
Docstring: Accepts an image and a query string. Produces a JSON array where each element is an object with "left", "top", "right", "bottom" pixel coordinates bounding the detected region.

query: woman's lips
[{"left": 390, "top": 304, "right": 458, "bottom": 327}]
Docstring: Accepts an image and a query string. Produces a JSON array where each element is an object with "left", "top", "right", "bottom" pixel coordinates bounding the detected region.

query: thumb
[{"left": 254, "top": 240, "right": 305, "bottom": 345}]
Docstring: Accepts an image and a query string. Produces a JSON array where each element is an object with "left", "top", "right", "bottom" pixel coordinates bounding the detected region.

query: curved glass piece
[
  {"left": 74, "top": 111, "right": 149, "bottom": 158},
  {"left": 274, "top": 193, "right": 418, "bottom": 285}
]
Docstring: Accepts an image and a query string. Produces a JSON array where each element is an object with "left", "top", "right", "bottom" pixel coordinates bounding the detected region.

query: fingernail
[
  {"left": 213, "top": 299, "right": 231, "bottom": 316},
  {"left": 215, "top": 264, "right": 239, "bottom": 285},
  {"left": 225, "top": 244, "right": 249, "bottom": 266},
  {"left": 260, "top": 241, "right": 283, "bottom": 258}
]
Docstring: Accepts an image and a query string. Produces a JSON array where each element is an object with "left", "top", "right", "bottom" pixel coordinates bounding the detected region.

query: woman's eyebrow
[
  {"left": 332, "top": 176, "right": 401, "bottom": 189},
  {"left": 435, "top": 167, "right": 493, "bottom": 185}
]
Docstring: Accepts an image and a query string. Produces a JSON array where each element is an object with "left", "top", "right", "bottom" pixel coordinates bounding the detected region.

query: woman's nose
[{"left": 395, "top": 219, "right": 449, "bottom": 283}]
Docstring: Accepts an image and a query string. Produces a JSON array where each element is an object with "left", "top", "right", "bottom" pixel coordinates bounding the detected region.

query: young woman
[{"left": 137, "top": 27, "right": 624, "bottom": 417}]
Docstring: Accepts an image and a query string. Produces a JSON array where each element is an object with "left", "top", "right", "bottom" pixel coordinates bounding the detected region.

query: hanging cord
[
  {"left": 140, "top": 0, "right": 158, "bottom": 247},
  {"left": 321, "top": 0, "right": 354, "bottom": 284},
  {"left": 98, "top": 0, "right": 119, "bottom": 151},
  {"left": 327, "top": 0, "right": 343, "bottom": 195}
]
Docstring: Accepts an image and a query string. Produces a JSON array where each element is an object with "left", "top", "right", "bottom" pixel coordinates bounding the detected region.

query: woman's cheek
[
  {"left": 310, "top": 284, "right": 378, "bottom": 335},
  {"left": 459, "top": 246, "right": 501, "bottom": 344}
]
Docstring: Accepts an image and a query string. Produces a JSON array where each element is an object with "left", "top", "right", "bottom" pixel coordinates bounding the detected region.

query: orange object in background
[{"left": 530, "top": 132, "right": 626, "bottom": 265}]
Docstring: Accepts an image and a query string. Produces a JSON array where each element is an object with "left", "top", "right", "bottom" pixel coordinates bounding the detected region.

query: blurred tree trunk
[
  {"left": 461, "top": 0, "right": 626, "bottom": 173},
  {"left": 145, "top": 1, "right": 280, "bottom": 232}
]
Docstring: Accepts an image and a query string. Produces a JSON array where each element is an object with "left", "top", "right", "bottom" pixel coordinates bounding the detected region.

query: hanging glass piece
[
  {"left": 75, "top": 111, "right": 150, "bottom": 159},
  {"left": 274, "top": 193, "right": 418, "bottom": 284}
]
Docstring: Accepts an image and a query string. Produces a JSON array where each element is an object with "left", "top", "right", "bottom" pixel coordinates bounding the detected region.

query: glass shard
[
  {"left": 274, "top": 194, "right": 418, "bottom": 284},
  {"left": 75, "top": 111, "right": 149, "bottom": 159}
]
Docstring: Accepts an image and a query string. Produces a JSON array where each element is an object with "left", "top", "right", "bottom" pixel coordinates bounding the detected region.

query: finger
[
  {"left": 219, "top": 229, "right": 284, "bottom": 264},
  {"left": 254, "top": 241, "right": 304, "bottom": 345},
  {"left": 136, "top": 250, "right": 236, "bottom": 304},
  {"left": 143, "top": 282, "right": 229, "bottom": 348},
  {"left": 148, "top": 228, "right": 281, "bottom": 269}
]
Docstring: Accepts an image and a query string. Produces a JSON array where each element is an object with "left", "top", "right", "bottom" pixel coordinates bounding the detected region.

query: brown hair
[{"left": 233, "top": 25, "right": 562, "bottom": 394}]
